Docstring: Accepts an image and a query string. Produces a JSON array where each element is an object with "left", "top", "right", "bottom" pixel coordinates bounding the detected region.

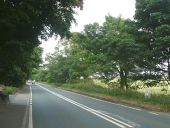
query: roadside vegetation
[
  {"left": 32, "top": 0, "right": 170, "bottom": 111},
  {"left": 0, "top": 0, "right": 83, "bottom": 87},
  {"left": 42, "top": 79, "right": 170, "bottom": 112},
  {"left": 2, "top": 86, "right": 17, "bottom": 95}
]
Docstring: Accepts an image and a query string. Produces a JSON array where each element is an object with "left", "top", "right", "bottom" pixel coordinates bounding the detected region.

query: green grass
[
  {"left": 62, "top": 80, "right": 108, "bottom": 93},
  {"left": 109, "top": 78, "right": 170, "bottom": 95},
  {"left": 59, "top": 79, "right": 170, "bottom": 112},
  {"left": 138, "top": 86, "right": 170, "bottom": 95}
]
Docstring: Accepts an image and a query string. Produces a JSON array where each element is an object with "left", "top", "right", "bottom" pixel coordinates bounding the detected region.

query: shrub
[{"left": 3, "top": 86, "right": 17, "bottom": 95}]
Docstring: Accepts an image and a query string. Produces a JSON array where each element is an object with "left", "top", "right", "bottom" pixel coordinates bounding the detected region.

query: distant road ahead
[{"left": 30, "top": 83, "right": 170, "bottom": 128}]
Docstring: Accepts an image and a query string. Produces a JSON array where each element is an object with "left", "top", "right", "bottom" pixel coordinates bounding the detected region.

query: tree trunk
[
  {"left": 119, "top": 68, "right": 128, "bottom": 89},
  {"left": 168, "top": 58, "right": 170, "bottom": 80},
  {"left": 119, "top": 69, "right": 124, "bottom": 89},
  {"left": 125, "top": 70, "right": 128, "bottom": 90}
]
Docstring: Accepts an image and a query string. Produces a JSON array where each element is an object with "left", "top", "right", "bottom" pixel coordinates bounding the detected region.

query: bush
[
  {"left": 62, "top": 79, "right": 108, "bottom": 94},
  {"left": 3, "top": 86, "right": 17, "bottom": 95},
  {"left": 2, "top": 66, "right": 27, "bottom": 87}
]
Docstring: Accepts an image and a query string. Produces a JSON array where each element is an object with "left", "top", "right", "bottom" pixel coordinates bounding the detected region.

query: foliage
[
  {"left": 71, "top": 16, "right": 138, "bottom": 89},
  {"left": 0, "top": 0, "right": 83, "bottom": 86},
  {"left": 34, "top": 0, "right": 170, "bottom": 92},
  {"left": 0, "top": 0, "right": 83, "bottom": 40},
  {"left": 61, "top": 79, "right": 170, "bottom": 111},
  {"left": 2, "top": 86, "right": 17, "bottom": 95},
  {"left": 135, "top": 0, "right": 170, "bottom": 80},
  {"left": 62, "top": 79, "right": 109, "bottom": 94},
  {"left": 40, "top": 38, "right": 93, "bottom": 83},
  {"left": 0, "top": 45, "right": 42, "bottom": 87},
  {"left": 31, "top": 68, "right": 48, "bottom": 82}
]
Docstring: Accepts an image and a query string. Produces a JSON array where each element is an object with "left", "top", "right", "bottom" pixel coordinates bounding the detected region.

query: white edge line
[
  {"left": 21, "top": 95, "right": 29, "bottom": 128},
  {"left": 38, "top": 82, "right": 142, "bottom": 111},
  {"left": 51, "top": 85, "right": 141, "bottom": 111},
  {"left": 57, "top": 94, "right": 133, "bottom": 128},
  {"left": 56, "top": 85, "right": 164, "bottom": 117},
  {"left": 148, "top": 112, "right": 159, "bottom": 116},
  {"left": 56, "top": 87, "right": 141, "bottom": 111},
  {"left": 37, "top": 84, "right": 133, "bottom": 128},
  {"left": 28, "top": 86, "right": 33, "bottom": 128}
]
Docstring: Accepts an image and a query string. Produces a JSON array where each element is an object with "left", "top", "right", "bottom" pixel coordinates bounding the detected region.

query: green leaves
[
  {"left": 33, "top": 0, "right": 170, "bottom": 89},
  {"left": 69, "top": 16, "right": 137, "bottom": 88},
  {"left": 0, "top": 0, "right": 82, "bottom": 86},
  {"left": 135, "top": 0, "right": 170, "bottom": 80}
]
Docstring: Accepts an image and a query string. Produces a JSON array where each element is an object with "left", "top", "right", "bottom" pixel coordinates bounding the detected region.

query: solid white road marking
[
  {"left": 55, "top": 86, "right": 166, "bottom": 116},
  {"left": 148, "top": 112, "right": 159, "bottom": 115},
  {"left": 54, "top": 86, "right": 141, "bottom": 111},
  {"left": 28, "top": 86, "right": 33, "bottom": 128},
  {"left": 21, "top": 96, "right": 29, "bottom": 128},
  {"left": 37, "top": 84, "right": 133, "bottom": 128}
]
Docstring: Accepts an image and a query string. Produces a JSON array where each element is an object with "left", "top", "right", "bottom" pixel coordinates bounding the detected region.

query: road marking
[
  {"left": 37, "top": 84, "right": 133, "bottom": 128},
  {"left": 28, "top": 85, "right": 33, "bottom": 128},
  {"left": 52, "top": 86, "right": 142, "bottom": 111},
  {"left": 118, "top": 104, "right": 141, "bottom": 111},
  {"left": 21, "top": 96, "right": 29, "bottom": 128},
  {"left": 97, "top": 110, "right": 112, "bottom": 115},
  {"left": 148, "top": 112, "right": 159, "bottom": 115}
]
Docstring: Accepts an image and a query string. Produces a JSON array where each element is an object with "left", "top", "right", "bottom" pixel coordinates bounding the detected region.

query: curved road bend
[{"left": 29, "top": 83, "right": 170, "bottom": 128}]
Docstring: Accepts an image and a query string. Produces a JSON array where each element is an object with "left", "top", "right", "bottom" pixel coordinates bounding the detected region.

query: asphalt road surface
[{"left": 30, "top": 83, "right": 170, "bottom": 128}]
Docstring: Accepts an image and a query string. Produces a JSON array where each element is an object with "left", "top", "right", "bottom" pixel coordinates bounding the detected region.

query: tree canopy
[
  {"left": 0, "top": 0, "right": 83, "bottom": 86},
  {"left": 23, "top": 0, "right": 170, "bottom": 89},
  {"left": 135, "top": 0, "right": 170, "bottom": 80},
  {"left": 34, "top": 0, "right": 170, "bottom": 90}
]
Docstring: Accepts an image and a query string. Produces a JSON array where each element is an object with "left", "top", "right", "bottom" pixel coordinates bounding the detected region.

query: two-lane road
[{"left": 30, "top": 83, "right": 170, "bottom": 128}]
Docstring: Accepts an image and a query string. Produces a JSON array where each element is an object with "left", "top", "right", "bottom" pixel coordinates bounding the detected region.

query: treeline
[
  {"left": 33, "top": 0, "right": 170, "bottom": 89},
  {"left": 0, "top": 0, "right": 83, "bottom": 87}
]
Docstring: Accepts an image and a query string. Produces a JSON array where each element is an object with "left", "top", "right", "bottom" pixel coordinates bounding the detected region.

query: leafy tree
[
  {"left": 0, "top": 0, "right": 83, "bottom": 41},
  {"left": 73, "top": 16, "right": 138, "bottom": 89},
  {"left": 70, "top": 33, "right": 99, "bottom": 79},
  {"left": 135, "top": 0, "right": 170, "bottom": 80},
  {"left": 43, "top": 37, "right": 92, "bottom": 84},
  {"left": 47, "top": 55, "right": 70, "bottom": 83},
  {"left": 102, "top": 16, "right": 138, "bottom": 89},
  {"left": 0, "top": 0, "right": 83, "bottom": 86},
  {"left": 31, "top": 67, "right": 49, "bottom": 82},
  {"left": 0, "top": 44, "right": 42, "bottom": 86}
]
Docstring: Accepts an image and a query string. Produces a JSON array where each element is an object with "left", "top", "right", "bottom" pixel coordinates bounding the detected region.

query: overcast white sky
[{"left": 40, "top": 0, "right": 136, "bottom": 59}]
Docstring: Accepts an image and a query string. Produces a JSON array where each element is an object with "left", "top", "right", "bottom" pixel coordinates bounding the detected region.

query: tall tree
[
  {"left": 74, "top": 16, "right": 137, "bottom": 89},
  {"left": 0, "top": 0, "right": 83, "bottom": 86},
  {"left": 135, "top": 0, "right": 170, "bottom": 80},
  {"left": 44, "top": 37, "right": 92, "bottom": 83}
]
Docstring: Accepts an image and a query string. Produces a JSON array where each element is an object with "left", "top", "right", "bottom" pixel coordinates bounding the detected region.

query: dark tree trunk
[
  {"left": 125, "top": 70, "right": 128, "bottom": 90},
  {"left": 168, "top": 58, "right": 170, "bottom": 80},
  {"left": 119, "top": 68, "right": 128, "bottom": 89},
  {"left": 119, "top": 69, "right": 124, "bottom": 89}
]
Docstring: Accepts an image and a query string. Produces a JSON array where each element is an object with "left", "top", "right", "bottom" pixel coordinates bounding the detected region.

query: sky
[{"left": 40, "top": 0, "right": 136, "bottom": 59}]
